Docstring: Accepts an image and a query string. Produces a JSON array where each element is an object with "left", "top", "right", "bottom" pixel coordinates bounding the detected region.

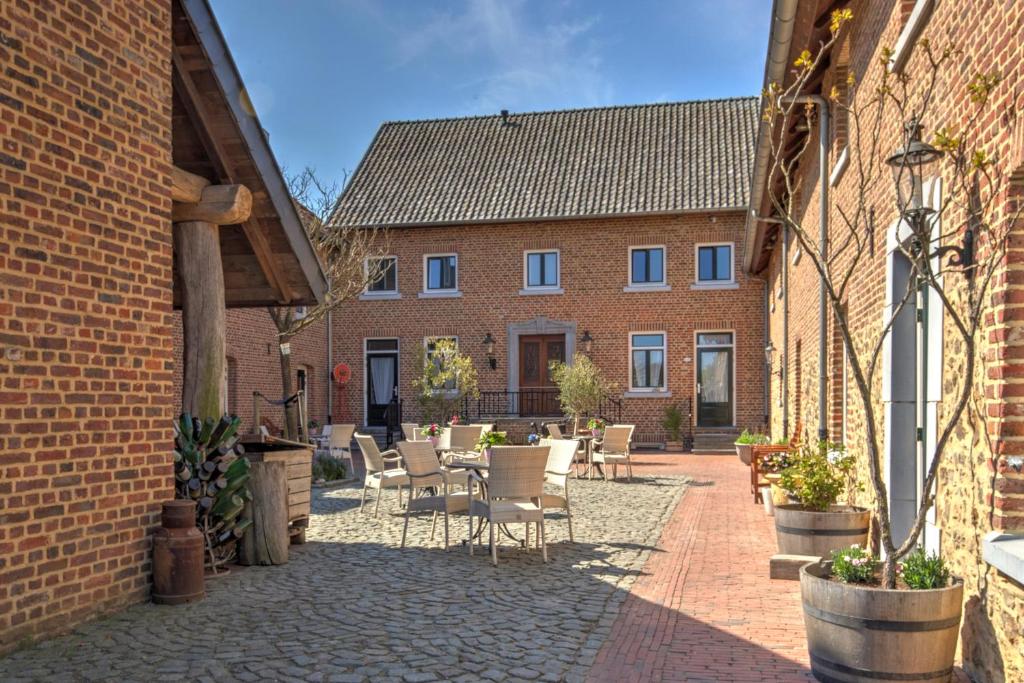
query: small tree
[
  {"left": 412, "top": 338, "right": 480, "bottom": 424},
  {"left": 268, "top": 167, "right": 389, "bottom": 439},
  {"left": 763, "top": 10, "right": 1015, "bottom": 586},
  {"left": 550, "top": 354, "right": 616, "bottom": 434}
]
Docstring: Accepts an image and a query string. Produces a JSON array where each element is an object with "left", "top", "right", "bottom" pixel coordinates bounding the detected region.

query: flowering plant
[
  {"left": 449, "top": 415, "right": 460, "bottom": 425},
  {"left": 586, "top": 417, "right": 606, "bottom": 431},
  {"left": 830, "top": 545, "right": 877, "bottom": 584},
  {"left": 779, "top": 440, "right": 860, "bottom": 511},
  {"left": 759, "top": 450, "right": 794, "bottom": 473},
  {"left": 476, "top": 430, "right": 508, "bottom": 450},
  {"left": 527, "top": 433, "right": 540, "bottom": 445},
  {"left": 420, "top": 423, "right": 442, "bottom": 438},
  {"left": 898, "top": 549, "right": 950, "bottom": 590}
]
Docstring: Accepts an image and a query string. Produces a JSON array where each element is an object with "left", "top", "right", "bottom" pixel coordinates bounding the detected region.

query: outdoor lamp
[
  {"left": 580, "top": 330, "right": 594, "bottom": 354},
  {"left": 764, "top": 341, "right": 776, "bottom": 367},
  {"left": 886, "top": 117, "right": 943, "bottom": 220},
  {"left": 483, "top": 332, "right": 497, "bottom": 370}
]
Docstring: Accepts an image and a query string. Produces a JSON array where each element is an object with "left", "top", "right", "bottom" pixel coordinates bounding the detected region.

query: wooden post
[
  {"left": 238, "top": 460, "right": 289, "bottom": 565},
  {"left": 175, "top": 220, "right": 227, "bottom": 421}
]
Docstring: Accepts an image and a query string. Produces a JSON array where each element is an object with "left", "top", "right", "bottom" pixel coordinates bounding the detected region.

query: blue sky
[{"left": 211, "top": 0, "right": 771, "bottom": 188}]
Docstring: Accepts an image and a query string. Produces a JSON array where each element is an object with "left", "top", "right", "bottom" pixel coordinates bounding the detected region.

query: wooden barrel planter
[
  {"left": 775, "top": 505, "right": 869, "bottom": 558},
  {"left": 242, "top": 443, "right": 313, "bottom": 544},
  {"left": 800, "top": 561, "right": 963, "bottom": 683},
  {"left": 736, "top": 442, "right": 753, "bottom": 465}
]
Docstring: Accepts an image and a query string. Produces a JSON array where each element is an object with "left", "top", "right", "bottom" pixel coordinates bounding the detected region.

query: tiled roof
[{"left": 333, "top": 97, "right": 759, "bottom": 228}]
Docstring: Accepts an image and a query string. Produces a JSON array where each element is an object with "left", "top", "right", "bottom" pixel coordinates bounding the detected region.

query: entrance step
[{"left": 692, "top": 428, "right": 740, "bottom": 454}]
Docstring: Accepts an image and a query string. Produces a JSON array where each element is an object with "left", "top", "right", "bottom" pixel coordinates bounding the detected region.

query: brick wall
[
  {"left": 760, "top": 1, "right": 1024, "bottom": 678},
  {"left": 171, "top": 309, "right": 330, "bottom": 434},
  {"left": 0, "top": 0, "right": 173, "bottom": 653},
  {"left": 331, "top": 212, "right": 766, "bottom": 442}
]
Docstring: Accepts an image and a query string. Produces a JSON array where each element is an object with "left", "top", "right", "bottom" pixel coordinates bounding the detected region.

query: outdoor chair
[
  {"left": 593, "top": 425, "right": 635, "bottom": 482},
  {"left": 468, "top": 445, "right": 550, "bottom": 566},
  {"left": 328, "top": 424, "right": 356, "bottom": 475},
  {"left": 545, "top": 423, "right": 564, "bottom": 439},
  {"left": 397, "top": 440, "right": 470, "bottom": 550},
  {"left": 750, "top": 420, "right": 803, "bottom": 503},
  {"left": 539, "top": 438, "right": 578, "bottom": 542},
  {"left": 355, "top": 433, "right": 409, "bottom": 517},
  {"left": 443, "top": 425, "right": 485, "bottom": 462},
  {"left": 401, "top": 423, "right": 420, "bottom": 442},
  {"left": 469, "top": 423, "right": 495, "bottom": 434}
]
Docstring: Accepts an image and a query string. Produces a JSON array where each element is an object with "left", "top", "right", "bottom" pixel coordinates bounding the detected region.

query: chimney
[{"left": 500, "top": 109, "right": 510, "bottom": 126}]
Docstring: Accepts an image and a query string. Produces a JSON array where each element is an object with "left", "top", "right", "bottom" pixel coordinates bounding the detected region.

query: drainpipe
[
  {"left": 782, "top": 222, "right": 790, "bottom": 436},
  {"left": 916, "top": 268, "right": 928, "bottom": 521},
  {"left": 786, "top": 95, "right": 830, "bottom": 443},
  {"left": 326, "top": 309, "right": 333, "bottom": 423}
]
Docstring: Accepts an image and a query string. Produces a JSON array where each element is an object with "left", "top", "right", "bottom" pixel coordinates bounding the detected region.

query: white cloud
[{"left": 386, "top": 0, "right": 612, "bottom": 114}]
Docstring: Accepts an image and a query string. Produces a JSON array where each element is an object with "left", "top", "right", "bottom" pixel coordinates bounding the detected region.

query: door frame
[
  {"left": 363, "top": 337, "right": 400, "bottom": 426},
  {"left": 693, "top": 329, "right": 736, "bottom": 428},
  {"left": 506, "top": 317, "right": 577, "bottom": 394}
]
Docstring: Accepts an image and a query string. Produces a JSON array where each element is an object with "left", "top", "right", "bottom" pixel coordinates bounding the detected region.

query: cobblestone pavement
[{"left": 0, "top": 471, "right": 687, "bottom": 683}]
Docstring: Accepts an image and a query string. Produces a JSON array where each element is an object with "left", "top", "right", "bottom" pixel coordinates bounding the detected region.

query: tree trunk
[
  {"left": 175, "top": 220, "right": 226, "bottom": 421},
  {"left": 278, "top": 340, "right": 298, "bottom": 440},
  {"left": 238, "top": 460, "right": 289, "bottom": 566}
]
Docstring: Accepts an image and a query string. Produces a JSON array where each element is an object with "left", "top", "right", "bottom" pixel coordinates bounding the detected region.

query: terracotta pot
[
  {"left": 775, "top": 504, "right": 869, "bottom": 558},
  {"left": 801, "top": 561, "right": 963, "bottom": 683},
  {"left": 736, "top": 442, "right": 753, "bottom": 465}
]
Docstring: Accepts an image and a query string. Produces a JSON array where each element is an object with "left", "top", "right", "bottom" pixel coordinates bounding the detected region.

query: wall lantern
[
  {"left": 885, "top": 117, "right": 971, "bottom": 269},
  {"left": 482, "top": 332, "right": 497, "bottom": 370},
  {"left": 764, "top": 341, "right": 776, "bottom": 367},
  {"left": 580, "top": 330, "right": 594, "bottom": 355}
]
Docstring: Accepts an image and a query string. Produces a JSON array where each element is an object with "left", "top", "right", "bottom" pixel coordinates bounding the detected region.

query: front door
[
  {"left": 696, "top": 332, "right": 733, "bottom": 427},
  {"left": 366, "top": 339, "right": 399, "bottom": 426},
  {"left": 518, "top": 334, "right": 565, "bottom": 416}
]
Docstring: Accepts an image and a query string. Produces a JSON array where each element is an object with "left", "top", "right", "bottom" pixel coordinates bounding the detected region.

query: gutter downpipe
[{"left": 327, "top": 310, "right": 333, "bottom": 423}]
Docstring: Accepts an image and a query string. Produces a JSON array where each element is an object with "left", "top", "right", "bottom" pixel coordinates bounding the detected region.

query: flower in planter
[
  {"left": 421, "top": 423, "right": 442, "bottom": 438},
  {"left": 830, "top": 544, "right": 877, "bottom": 584},
  {"left": 779, "top": 440, "right": 861, "bottom": 511}
]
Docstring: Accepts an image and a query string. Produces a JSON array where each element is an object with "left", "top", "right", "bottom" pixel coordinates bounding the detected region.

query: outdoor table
[{"left": 573, "top": 434, "right": 604, "bottom": 479}]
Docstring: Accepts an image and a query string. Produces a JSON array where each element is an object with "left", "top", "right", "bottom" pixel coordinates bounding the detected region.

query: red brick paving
[{"left": 588, "top": 452, "right": 813, "bottom": 682}]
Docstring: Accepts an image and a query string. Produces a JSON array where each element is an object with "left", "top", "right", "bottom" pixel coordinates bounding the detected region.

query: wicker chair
[
  {"left": 355, "top": 433, "right": 409, "bottom": 517},
  {"left": 593, "top": 425, "right": 635, "bottom": 482},
  {"left": 401, "top": 423, "right": 420, "bottom": 442},
  {"left": 397, "top": 440, "right": 470, "bottom": 550},
  {"left": 468, "top": 445, "right": 550, "bottom": 566},
  {"left": 545, "top": 423, "right": 564, "bottom": 439},
  {"left": 328, "top": 424, "right": 356, "bottom": 475},
  {"left": 539, "top": 438, "right": 578, "bottom": 542},
  {"left": 444, "top": 425, "right": 485, "bottom": 462}
]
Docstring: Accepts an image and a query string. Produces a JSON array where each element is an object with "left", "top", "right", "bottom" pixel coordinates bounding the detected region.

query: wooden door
[{"left": 518, "top": 334, "right": 565, "bottom": 416}]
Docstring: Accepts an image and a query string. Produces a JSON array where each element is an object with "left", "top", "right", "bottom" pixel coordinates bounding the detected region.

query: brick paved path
[{"left": 588, "top": 453, "right": 813, "bottom": 683}]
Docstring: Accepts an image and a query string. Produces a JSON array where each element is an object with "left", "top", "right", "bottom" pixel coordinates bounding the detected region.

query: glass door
[
  {"left": 696, "top": 332, "right": 733, "bottom": 427},
  {"left": 366, "top": 339, "right": 398, "bottom": 426}
]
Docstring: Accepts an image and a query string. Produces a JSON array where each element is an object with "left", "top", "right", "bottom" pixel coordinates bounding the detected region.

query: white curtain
[
  {"left": 370, "top": 357, "right": 394, "bottom": 405},
  {"left": 703, "top": 352, "right": 729, "bottom": 402}
]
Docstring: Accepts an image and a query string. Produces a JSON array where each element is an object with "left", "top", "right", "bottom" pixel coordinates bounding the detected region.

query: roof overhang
[{"left": 172, "top": 0, "right": 327, "bottom": 308}]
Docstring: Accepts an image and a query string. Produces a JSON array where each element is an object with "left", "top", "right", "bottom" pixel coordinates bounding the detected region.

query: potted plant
[
  {"left": 412, "top": 338, "right": 480, "bottom": 425},
  {"left": 550, "top": 353, "right": 616, "bottom": 435},
  {"left": 774, "top": 442, "right": 868, "bottom": 558},
  {"left": 476, "top": 430, "right": 508, "bottom": 460},
  {"left": 734, "top": 429, "right": 767, "bottom": 465},
  {"left": 586, "top": 417, "right": 606, "bottom": 437},
  {"left": 662, "top": 404, "right": 684, "bottom": 450},
  {"left": 421, "top": 423, "right": 442, "bottom": 447},
  {"left": 763, "top": 13, "right": 1003, "bottom": 680},
  {"left": 758, "top": 447, "right": 794, "bottom": 514}
]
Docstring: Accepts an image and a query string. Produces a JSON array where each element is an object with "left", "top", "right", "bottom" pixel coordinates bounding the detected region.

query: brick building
[
  {"left": 0, "top": 0, "right": 324, "bottom": 652},
  {"left": 330, "top": 100, "right": 766, "bottom": 445},
  {"left": 746, "top": 0, "right": 1024, "bottom": 679}
]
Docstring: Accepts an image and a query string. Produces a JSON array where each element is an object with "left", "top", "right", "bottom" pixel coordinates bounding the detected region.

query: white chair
[
  {"left": 397, "top": 441, "right": 469, "bottom": 550},
  {"left": 401, "top": 423, "right": 420, "bottom": 442},
  {"left": 355, "top": 433, "right": 409, "bottom": 516},
  {"left": 328, "top": 424, "right": 356, "bottom": 475},
  {"left": 545, "top": 423, "right": 564, "bottom": 439},
  {"left": 468, "top": 445, "right": 550, "bottom": 566},
  {"left": 593, "top": 425, "right": 635, "bottom": 482},
  {"left": 539, "top": 438, "right": 578, "bottom": 542},
  {"left": 443, "top": 425, "right": 485, "bottom": 462}
]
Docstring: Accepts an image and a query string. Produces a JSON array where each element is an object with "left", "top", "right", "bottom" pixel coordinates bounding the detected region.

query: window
[
  {"left": 424, "top": 254, "right": 458, "bottom": 291},
  {"left": 524, "top": 250, "right": 559, "bottom": 288},
  {"left": 630, "top": 333, "right": 666, "bottom": 391},
  {"left": 629, "top": 247, "right": 665, "bottom": 285},
  {"left": 696, "top": 244, "right": 733, "bottom": 283},
  {"left": 366, "top": 256, "right": 397, "bottom": 293}
]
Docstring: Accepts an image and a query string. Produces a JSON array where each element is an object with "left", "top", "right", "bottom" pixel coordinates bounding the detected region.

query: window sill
[
  {"left": 623, "top": 284, "right": 671, "bottom": 293},
  {"left": 889, "top": 0, "right": 934, "bottom": 73},
  {"left": 418, "top": 290, "right": 463, "bottom": 299},
  {"left": 690, "top": 282, "right": 739, "bottom": 291},
  {"left": 830, "top": 146, "right": 849, "bottom": 187},
  {"left": 360, "top": 292, "right": 402, "bottom": 301},
  {"left": 983, "top": 531, "right": 1024, "bottom": 584},
  {"left": 623, "top": 390, "right": 672, "bottom": 399},
  {"left": 519, "top": 287, "right": 564, "bottom": 296}
]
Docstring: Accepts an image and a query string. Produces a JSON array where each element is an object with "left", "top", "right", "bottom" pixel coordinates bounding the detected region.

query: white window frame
[
  {"left": 420, "top": 253, "right": 461, "bottom": 298},
  {"left": 889, "top": 0, "right": 935, "bottom": 74},
  {"left": 625, "top": 245, "right": 670, "bottom": 292},
  {"left": 520, "top": 249, "right": 563, "bottom": 294},
  {"left": 423, "top": 336, "right": 459, "bottom": 394},
  {"left": 627, "top": 331, "right": 668, "bottom": 394},
  {"left": 693, "top": 242, "right": 737, "bottom": 289},
  {"left": 362, "top": 255, "right": 400, "bottom": 299}
]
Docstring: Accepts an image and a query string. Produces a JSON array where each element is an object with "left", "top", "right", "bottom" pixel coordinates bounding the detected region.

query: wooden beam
[
  {"left": 172, "top": 165, "right": 211, "bottom": 203},
  {"left": 173, "top": 184, "right": 252, "bottom": 224}
]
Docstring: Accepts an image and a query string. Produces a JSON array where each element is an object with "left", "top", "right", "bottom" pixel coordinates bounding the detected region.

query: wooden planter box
[{"left": 241, "top": 443, "right": 313, "bottom": 544}]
